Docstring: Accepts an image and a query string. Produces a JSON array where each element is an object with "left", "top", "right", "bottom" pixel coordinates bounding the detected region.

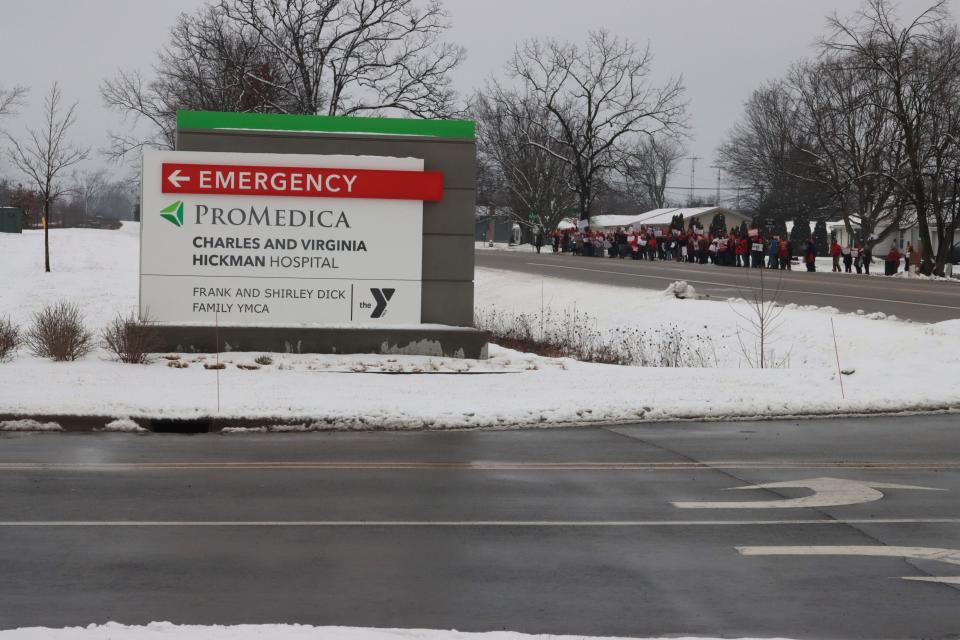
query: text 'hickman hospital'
[{"left": 192, "top": 254, "right": 343, "bottom": 269}]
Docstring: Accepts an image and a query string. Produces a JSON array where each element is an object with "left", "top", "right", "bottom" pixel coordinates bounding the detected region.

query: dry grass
[{"left": 475, "top": 307, "right": 718, "bottom": 367}]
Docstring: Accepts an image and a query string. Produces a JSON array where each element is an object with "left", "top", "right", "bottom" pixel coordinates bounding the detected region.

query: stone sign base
[{"left": 151, "top": 325, "right": 489, "bottom": 359}]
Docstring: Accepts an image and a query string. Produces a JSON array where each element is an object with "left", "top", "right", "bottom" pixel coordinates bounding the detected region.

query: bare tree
[
  {"left": 0, "top": 84, "right": 27, "bottom": 119},
  {"left": 5, "top": 84, "right": 88, "bottom": 272},
  {"left": 71, "top": 169, "right": 109, "bottom": 218},
  {"left": 731, "top": 268, "right": 790, "bottom": 369},
  {"left": 101, "top": 5, "right": 288, "bottom": 158},
  {"left": 719, "top": 82, "right": 822, "bottom": 212},
  {"left": 823, "top": 0, "right": 960, "bottom": 274},
  {"left": 789, "top": 56, "right": 908, "bottom": 251},
  {"left": 474, "top": 87, "right": 577, "bottom": 233},
  {"left": 620, "top": 134, "right": 684, "bottom": 209},
  {"left": 218, "top": 0, "right": 464, "bottom": 117},
  {"left": 510, "top": 30, "right": 687, "bottom": 222}
]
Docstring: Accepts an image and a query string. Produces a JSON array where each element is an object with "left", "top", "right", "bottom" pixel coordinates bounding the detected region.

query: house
[
  {"left": 589, "top": 207, "right": 751, "bottom": 233},
  {"left": 828, "top": 215, "right": 960, "bottom": 254}
]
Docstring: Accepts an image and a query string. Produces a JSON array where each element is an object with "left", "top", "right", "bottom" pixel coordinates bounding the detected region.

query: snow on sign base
[{"left": 140, "top": 150, "right": 435, "bottom": 325}]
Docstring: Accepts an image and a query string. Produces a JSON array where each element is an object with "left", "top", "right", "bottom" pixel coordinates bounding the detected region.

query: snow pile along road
[{"left": 0, "top": 226, "right": 958, "bottom": 427}]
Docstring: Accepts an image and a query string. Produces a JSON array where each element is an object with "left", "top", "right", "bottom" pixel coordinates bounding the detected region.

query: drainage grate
[{"left": 147, "top": 418, "right": 212, "bottom": 434}]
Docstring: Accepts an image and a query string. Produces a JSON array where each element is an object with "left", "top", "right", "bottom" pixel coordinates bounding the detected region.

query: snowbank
[
  {"left": 0, "top": 622, "right": 788, "bottom": 640},
  {"left": 0, "top": 227, "right": 958, "bottom": 428},
  {"left": 0, "top": 419, "right": 63, "bottom": 432}
]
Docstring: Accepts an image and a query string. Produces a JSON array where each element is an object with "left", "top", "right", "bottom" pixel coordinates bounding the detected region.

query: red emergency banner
[{"left": 161, "top": 162, "right": 443, "bottom": 201}]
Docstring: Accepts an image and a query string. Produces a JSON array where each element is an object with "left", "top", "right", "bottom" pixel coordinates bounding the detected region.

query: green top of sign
[{"left": 176, "top": 110, "right": 475, "bottom": 140}]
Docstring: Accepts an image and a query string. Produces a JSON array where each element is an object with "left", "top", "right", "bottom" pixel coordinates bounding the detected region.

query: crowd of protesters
[{"left": 538, "top": 225, "right": 918, "bottom": 276}]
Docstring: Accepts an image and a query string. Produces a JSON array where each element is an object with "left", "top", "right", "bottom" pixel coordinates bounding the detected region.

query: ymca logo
[
  {"left": 160, "top": 200, "right": 184, "bottom": 227},
  {"left": 370, "top": 288, "right": 395, "bottom": 318}
]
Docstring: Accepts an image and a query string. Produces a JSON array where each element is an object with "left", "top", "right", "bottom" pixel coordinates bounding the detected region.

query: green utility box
[{"left": 0, "top": 207, "right": 24, "bottom": 234}]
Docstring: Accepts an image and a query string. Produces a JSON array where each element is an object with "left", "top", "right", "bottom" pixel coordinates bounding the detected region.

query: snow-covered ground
[
  {"left": 0, "top": 225, "right": 959, "bottom": 428},
  {"left": 0, "top": 623, "right": 784, "bottom": 640}
]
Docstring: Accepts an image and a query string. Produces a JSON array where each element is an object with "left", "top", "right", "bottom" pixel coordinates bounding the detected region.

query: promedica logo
[
  {"left": 160, "top": 201, "right": 184, "bottom": 227},
  {"left": 370, "top": 288, "right": 395, "bottom": 318}
]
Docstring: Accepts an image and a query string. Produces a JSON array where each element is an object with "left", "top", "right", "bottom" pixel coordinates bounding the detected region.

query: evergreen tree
[
  {"left": 709, "top": 212, "right": 727, "bottom": 237},
  {"left": 813, "top": 219, "right": 829, "bottom": 256},
  {"left": 790, "top": 213, "right": 811, "bottom": 255},
  {"left": 772, "top": 215, "right": 788, "bottom": 240},
  {"left": 670, "top": 213, "right": 684, "bottom": 232},
  {"left": 738, "top": 221, "right": 748, "bottom": 238}
]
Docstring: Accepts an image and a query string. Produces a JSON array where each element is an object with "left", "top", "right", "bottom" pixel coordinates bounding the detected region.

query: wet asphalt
[{"left": 1, "top": 414, "right": 959, "bottom": 638}]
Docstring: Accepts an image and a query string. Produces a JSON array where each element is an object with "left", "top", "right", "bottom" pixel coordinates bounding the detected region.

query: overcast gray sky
[{"left": 0, "top": 0, "right": 950, "bottom": 205}]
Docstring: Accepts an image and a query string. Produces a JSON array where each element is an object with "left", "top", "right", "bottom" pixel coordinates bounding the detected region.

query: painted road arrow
[
  {"left": 672, "top": 477, "right": 943, "bottom": 509},
  {"left": 736, "top": 546, "right": 960, "bottom": 584},
  {"left": 167, "top": 169, "right": 189, "bottom": 188}
]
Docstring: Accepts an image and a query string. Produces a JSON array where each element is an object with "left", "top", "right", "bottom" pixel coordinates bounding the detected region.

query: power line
[
  {"left": 663, "top": 185, "right": 742, "bottom": 191},
  {"left": 709, "top": 165, "right": 722, "bottom": 206}
]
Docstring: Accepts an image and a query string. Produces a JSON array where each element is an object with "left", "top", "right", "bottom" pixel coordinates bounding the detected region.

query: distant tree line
[{"left": 719, "top": 0, "right": 960, "bottom": 275}]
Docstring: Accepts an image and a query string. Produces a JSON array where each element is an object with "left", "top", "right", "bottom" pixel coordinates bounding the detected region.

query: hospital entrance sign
[{"left": 140, "top": 149, "right": 442, "bottom": 325}]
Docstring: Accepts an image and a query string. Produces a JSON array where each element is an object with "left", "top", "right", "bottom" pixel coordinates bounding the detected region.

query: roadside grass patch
[{"left": 475, "top": 307, "right": 718, "bottom": 367}]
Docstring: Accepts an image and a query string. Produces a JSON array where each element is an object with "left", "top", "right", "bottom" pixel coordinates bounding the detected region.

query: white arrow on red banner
[{"left": 160, "top": 162, "right": 443, "bottom": 201}]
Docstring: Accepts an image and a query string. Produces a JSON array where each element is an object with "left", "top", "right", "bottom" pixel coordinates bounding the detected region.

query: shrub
[
  {"left": 0, "top": 316, "right": 21, "bottom": 361},
  {"left": 101, "top": 312, "right": 161, "bottom": 364},
  {"left": 254, "top": 355, "right": 273, "bottom": 366},
  {"left": 25, "top": 301, "right": 94, "bottom": 361}
]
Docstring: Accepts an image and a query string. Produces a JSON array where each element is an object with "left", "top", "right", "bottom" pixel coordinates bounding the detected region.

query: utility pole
[
  {"left": 687, "top": 155, "right": 701, "bottom": 206},
  {"left": 710, "top": 165, "right": 721, "bottom": 207}
]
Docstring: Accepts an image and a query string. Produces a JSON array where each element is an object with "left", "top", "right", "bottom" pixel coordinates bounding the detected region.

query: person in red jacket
[
  {"left": 733, "top": 235, "right": 746, "bottom": 267},
  {"left": 830, "top": 240, "right": 842, "bottom": 272},
  {"left": 885, "top": 244, "right": 902, "bottom": 276},
  {"left": 777, "top": 238, "right": 790, "bottom": 270}
]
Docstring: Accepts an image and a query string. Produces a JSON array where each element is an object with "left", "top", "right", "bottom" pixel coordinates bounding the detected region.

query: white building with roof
[{"left": 590, "top": 207, "right": 751, "bottom": 232}]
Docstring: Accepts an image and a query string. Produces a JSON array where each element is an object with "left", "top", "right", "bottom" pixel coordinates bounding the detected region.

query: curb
[{"left": 1, "top": 406, "right": 959, "bottom": 435}]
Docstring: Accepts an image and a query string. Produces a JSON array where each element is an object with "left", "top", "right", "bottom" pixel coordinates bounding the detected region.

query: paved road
[
  {"left": 475, "top": 249, "right": 960, "bottom": 323},
  {"left": 2, "top": 416, "right": 959, "bottom": 638}
]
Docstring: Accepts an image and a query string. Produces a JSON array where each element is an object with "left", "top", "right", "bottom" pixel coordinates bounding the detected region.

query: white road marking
[
  {"left": 672, "top": 477, "right": 943, "bottom": 509},
  {"left": 736, "top": 545, "right": 960, "bottom": 584},
  {"left": 525, "top": 262, "right": 960, "bottom": 311},
  {"left": 0, "top": 518, "right": 959, "bottom": 527},
  {"left": 902, "top": 576, "right": 960, "bottom": 584}
]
